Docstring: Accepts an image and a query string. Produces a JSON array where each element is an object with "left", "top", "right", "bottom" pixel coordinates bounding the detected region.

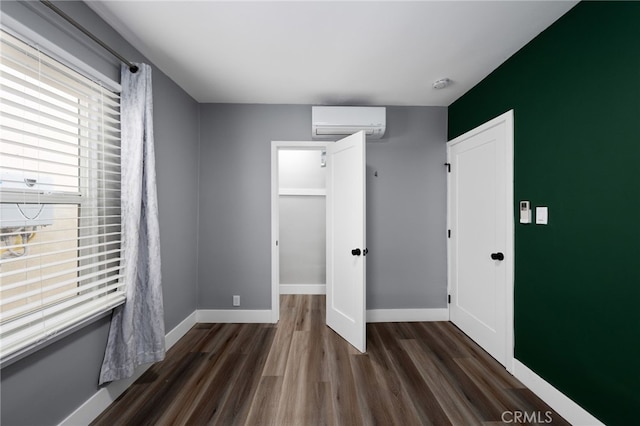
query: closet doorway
[
  {"left": 271, "top": 142, "right": 330, "bottom": 323},
  {"left": 272, "top": 133, "right": 367, "bottom": 352}
]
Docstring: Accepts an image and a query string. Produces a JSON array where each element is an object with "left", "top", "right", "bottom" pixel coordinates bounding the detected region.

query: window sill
[{"left": 0, "top": 295, "right": 125, "bottom": 369}]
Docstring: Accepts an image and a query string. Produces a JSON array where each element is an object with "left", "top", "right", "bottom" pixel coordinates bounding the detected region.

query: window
[{"left": 0, "top": 30, "right": 124, "bottom": 362}]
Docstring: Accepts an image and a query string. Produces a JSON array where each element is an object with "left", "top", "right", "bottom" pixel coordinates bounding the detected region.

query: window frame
[{"left": 0, "top": 23, "right": 125, "bottom": 367}]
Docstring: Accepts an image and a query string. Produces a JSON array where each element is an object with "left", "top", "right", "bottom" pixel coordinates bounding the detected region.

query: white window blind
[{"left": 0, "top": 30, "right": 125, "bottom": 362}]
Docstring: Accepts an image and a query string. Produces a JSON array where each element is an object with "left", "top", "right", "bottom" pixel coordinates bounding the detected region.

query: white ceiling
[{"left": 87, "top": 1, "right": 577, "bottom": 106}]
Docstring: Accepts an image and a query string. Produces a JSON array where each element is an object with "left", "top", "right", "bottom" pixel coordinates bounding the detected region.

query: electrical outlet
[{"left": 233, "top": 295, "right": 240, "bottom": 307}]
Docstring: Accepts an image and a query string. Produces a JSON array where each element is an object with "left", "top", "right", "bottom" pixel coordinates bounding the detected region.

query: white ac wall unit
[{"left": 312, "top": 106, "right": 386, "bottom": 140}]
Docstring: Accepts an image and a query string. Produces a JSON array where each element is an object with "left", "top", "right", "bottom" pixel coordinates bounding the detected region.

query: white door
[
  {"left": 448, "top": 111, "right": 513, "bottom": 369},
  {"left": 326, "top": 131, "right": 366, "bottom": 352}
]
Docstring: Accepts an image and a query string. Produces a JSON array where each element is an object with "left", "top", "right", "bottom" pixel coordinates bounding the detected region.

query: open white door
[
  {"left": 447, "top": 111, "right": 513, "bottom": 370},
  {"left": 326, "top": 131, "right": 366, "bottom": 352}
]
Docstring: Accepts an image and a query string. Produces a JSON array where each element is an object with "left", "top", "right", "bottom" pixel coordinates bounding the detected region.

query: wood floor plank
[
  {"left": 371, "top": 323, "right": 452, "bottom": 425},
  {"left": 508, "top": 388, "right": 571, "bottom": 426},
  {"left": 92, "top": 351, "right": 206, "bottom": 426},
  {"left": 306, "top": 381, "right": 333, "bottom": 426},
  {"left": 410, "top": 321, "right": 507, "bottom": 422},
  {"left": 420, "top": 321, "right": 474, "bottom": 358},
  {"left": 184, "top": 352, "right": 247, "bottom": 425},
  {"left": 164, "top": 325, "right": 211, "bottom": 358},
  {"left": 126, "top": 352, "right": 207, "bottom": 426},
  {"left": 214, "top": 327, "right": 276, "bottom": 426},
  {"left": 244, "top": 376, "right": 284, "bottom": 426},
  {"left": 172, "top": 325, "right": 263, "bottom": 425},
  {"left": 455, "top": 355, "right": 518, "bottom": 392},
  {"left": 274, "top": 330, "right": 312, "bottom": 425},
  {"left": 454, "top": 356, "right": 542, "bottom": 420},
  {"left": 149, "top": 326, "right": 252, "bottom": 426},
  {"left": 400, "top": 339, "right": 482, "bottom": 426},
  {"left": 294, "top": 294, "right": 311, "bottom": 331},
  {"left": 94, "top": 295, "right": 567, "bottom": 426},
  {"left": 440, "top": 321, "right": 526, "bottom": 390},
  {"left": 191, "top": 322, "right": 237, "bottom": 354},
  {"left": 366, "top": 324, "right": 424, "bottom": 425},
  {"left": 306, "top": 311, "right": 329, "bottom": 384},
  {"left": 325, "top": 328, "right": 364, "bottom": 426},
  {"left": 275, "top": 324, "right": 332, "bottom": 426},
  {"left": 384, "top": 340, "right": 452, "bottom": 423},
  {"left": 350, "top": 354, "right": 396, "bottom": 425},
  {"left": 261, "top": 300, "right": 296, "bottom": 377}
]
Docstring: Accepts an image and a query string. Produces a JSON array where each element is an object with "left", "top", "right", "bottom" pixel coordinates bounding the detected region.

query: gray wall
[
  {"left": 198, "top": 104, "right": 306, "bottom": 309},
  {"left": 279, "top": 196, "right": 327, "bottom": 285},
  {"left": 198, "top": 104, "right": 447, "bottom": 310},
  {"left": 0, "top": 1, "right": 200, "bottom": 425},
  {"left": 153, "top": 69, "right": 200, "bottom": 329},
  {"left": 367, "top": 107, "right": 447, "bottom": 309}
]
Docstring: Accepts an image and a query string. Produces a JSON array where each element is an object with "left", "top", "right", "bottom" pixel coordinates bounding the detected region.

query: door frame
[
  {"left": 270, "top": 141, "right": 331, "bottom": 323},
  {"left": 446, "top": 110, "right": 515, "bottom": 372}
]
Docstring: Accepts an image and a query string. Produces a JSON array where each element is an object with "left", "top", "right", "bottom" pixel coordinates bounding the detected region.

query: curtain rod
[{"left": 39, "top": 0, "right": 139, "bottom": 73}]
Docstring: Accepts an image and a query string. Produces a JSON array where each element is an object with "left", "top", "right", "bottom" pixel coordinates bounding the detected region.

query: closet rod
[{"left": 40, "top": 0, "right": 139, "bottom": 73}]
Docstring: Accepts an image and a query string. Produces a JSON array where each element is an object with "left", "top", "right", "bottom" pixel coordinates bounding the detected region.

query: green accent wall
[{"left": 448, "top": 2, "right": 640, "bottom": 425}]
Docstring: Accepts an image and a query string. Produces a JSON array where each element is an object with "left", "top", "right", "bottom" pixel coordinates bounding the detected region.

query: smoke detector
[{"left": 432, "top": 78, "right": 452, "bottom": 89}]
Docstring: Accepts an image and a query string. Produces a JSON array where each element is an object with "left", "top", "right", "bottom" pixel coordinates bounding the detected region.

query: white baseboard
[
  {"left": 196, "top": 309, "right": 272, "bottom": 323},
  {"left": 198, "top": 308, "right": 449, "bottom": 324},
  {"left": 165, "top": 311, "right": 197, "bottom": 348},
  {"left": 58, "top": 311, "right": 197, "bottom": 426},
  {"left": 280, "top": 284, "right": 326, "bottom": 295},
  {"left": 513, "top": 359, "right": 603, "bottom": 426},
  {"left": 366, "top": 308, "right": 449, "bottom": 323}
]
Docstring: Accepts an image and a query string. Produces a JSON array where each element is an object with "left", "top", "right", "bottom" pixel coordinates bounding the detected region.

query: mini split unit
[{"left": 312, "top": 106, "right": 386, "bottom": 140}]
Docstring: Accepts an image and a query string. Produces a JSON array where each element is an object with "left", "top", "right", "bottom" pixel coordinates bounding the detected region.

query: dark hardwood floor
[{"left": 92, "top": 295, "right": 568, "bottom": 425}]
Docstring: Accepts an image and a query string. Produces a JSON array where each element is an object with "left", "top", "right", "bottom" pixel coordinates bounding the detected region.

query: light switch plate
[{"left": 536, "top": 207, "right": 548, "bottom": 225}]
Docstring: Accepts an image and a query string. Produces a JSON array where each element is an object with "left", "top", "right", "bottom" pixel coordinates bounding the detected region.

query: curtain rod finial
[{"left": 129, "top": 65, "right": 139, "bottom": 74}]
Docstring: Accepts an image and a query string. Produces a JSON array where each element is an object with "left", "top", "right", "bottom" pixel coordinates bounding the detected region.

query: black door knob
[
  {"left": 351, "top": 248, "right": 362, "bottom": 256},
  {"left": 491, "top": 252, "right": 505, "bottom": 261}
]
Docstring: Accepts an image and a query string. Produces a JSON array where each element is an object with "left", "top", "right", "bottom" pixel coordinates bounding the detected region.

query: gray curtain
[{"left": 99, "top": 63, "right": 165, "bottom": 385}]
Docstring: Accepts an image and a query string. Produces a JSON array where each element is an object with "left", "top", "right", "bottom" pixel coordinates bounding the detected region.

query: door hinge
[
  {"left": 447, "top": 229, "right": 451, "bottom": 238},
  {"left": 444, "top": 162, "right": 451, "bottom": 173},
  {"left": 448, "top": 294, "right": 451, "bottom": 304}
]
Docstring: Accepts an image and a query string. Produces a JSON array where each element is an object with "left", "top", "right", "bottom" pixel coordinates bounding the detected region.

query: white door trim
[
  {"left": 447, "top": 110, "right": 514, "bottom": 373},
  {"left": 271, "top": 141, "right": 331, "bottom": 323}
]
